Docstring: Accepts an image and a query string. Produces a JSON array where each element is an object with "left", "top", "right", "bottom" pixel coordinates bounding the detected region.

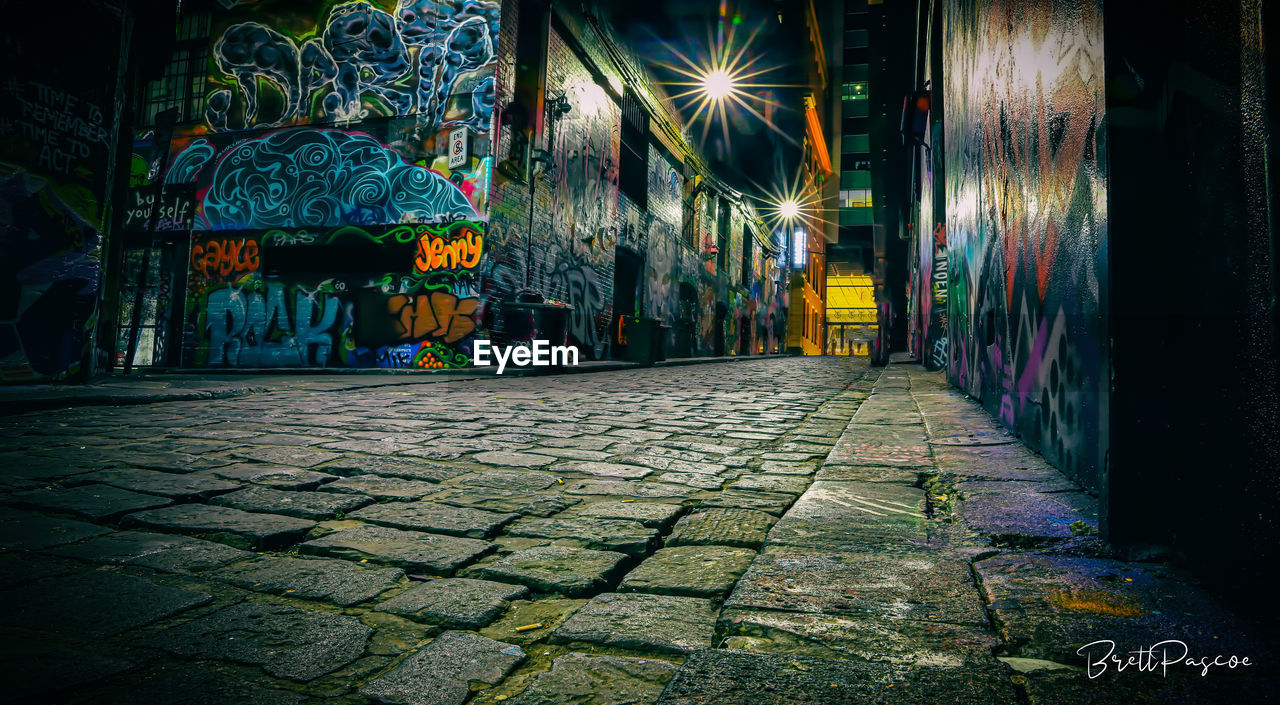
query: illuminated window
[
  {"left": 842, "top": 82, "right": 868, "bottom": 101},
  {"left": 138, "top": 11, "right": 211, "bottom": 126},
  {"left": 839, "top": 189, "right": 872, "bottom": 208}
]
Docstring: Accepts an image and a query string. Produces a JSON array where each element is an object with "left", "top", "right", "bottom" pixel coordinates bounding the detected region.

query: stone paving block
[
  {"left": 719, "top": 606, "right": 1002, "bottom": 666},
  {"left": 473, "top": 450, "right": 556, "bottom": 468},
  {"left": 321, "top": 475, "right": 441, "bottom": 501},
  {"left": 473, "top": 545, "right": 628, "bottom": 597},
  {"left": 814, "top": 465, "right": 925, "bottom": 484},
  {"left": 351, "top": 501, "right": 518, "bottom": 537},
  {"left": 551, "top": 592, "right": 716, "bottom": 654},
  {"left": 851, "top": 400, "right": 925, "bottom": 425},
  {"left": 728, "top": 474, "right": 810, "bottom": 495},
  {"left": 479, "top": 597, "right": 587, "bottom": 645},
  {"left": 144, "top": 602, "right": 371, "bottom": 681},
  {"left": 299, "top": 524, "right": 492, "bottom": 575},
  {"left": 507, "top": 516, "right": 657, "bottom": 555},
  {"left": 578, "top": 500, "right": 684, "bottom": 530},
  {"left": 123, "top": 504, "right": 317, "bottom": 550},
  {"left": 611, "top": 454, "right": 728, "bottom": 475},
  {"left": 98, "top": 450, "right": 234, "bottom": 473},
  {"left": 360, "top": 630, "right": 525, "bottom": 705},
  {"left": 565, "top": 479, "right": 700, "bottom": 499},
  {"left": 322, "top": 439, "right": 418, "bottom": 455},
  {"left": 0, "top": 570, "right": 211, "bottom": 637},
  {"left": 766, "top": 481, "right": 926, "bottom": 550},
  {"left": 51, "top": 530, "right": 251, "bottom": 573},
  {"left": 4, "top": 483, "right": 172, "bottom": 521},
  {"left": 974, "top": 553, "right": 1269, "bottom": 667},
  {"left": 210, "top": 485, "right": 373, "bottom": 519},
  {"left": 929, "top": 443, "right": 1067, "bottom": 481},
  {"left": 210, "top": 555, "right": 404, "bottom": 605},
  {"left": 506, "top": 652, "right": 677, "bottom": 705},
  {"left": 761, "top": 451, "right": 825, "bottom": 461},
  {"left": 0, "top": 508, "right": 111, "bottom": 549},
  {"left": 242, "top": 432, "right": 331, "bottom": 446},
  {"left": 758, "top": 460, "right": 817, "bottom": 475},
  {"left": 232, "top": 446, "right": 343, "bottom": 467},
  {"left": 0, "top": 642, "right": 133, "bottom": 704},
  {"left": 428, "top": 487, "right": 579, "bottom": 517},
  {"left": 555, "top": 461, "right": 654, "bottom": 479},
  {"left": 72, "top": 468, "right": 241, "bottom": 501},
  {"left": 657, "top": 472, "right": 724, "bottom": 489},
  {"left": 205, "top": 463, "right": 338, "bottom": 490},
  {"left": 654, "top": 649, "right": 1019, "bottom": 705},
  {"left": 726, "top": 550, "right": 988, "bottom": 625},
  {"left": 620, "top": 545, "right": 756, "bottom": 598},
  {"left": 666, "top": 508, "right": 776, "bottom": 549},
  {"left": 954, "top": 481, "right": 1098, "bottom": 539},
  {"left": 374, "top": 577, "right": 529, "bottom": 628},
  {"left": 699, "top": 489, "right": 795, "bottom": 515},
  {"left": 322, "top": 456, "right": 469, "bottom": 483},
  {"left": 456, "top": 470, "right": 560, "bottom": 491}
]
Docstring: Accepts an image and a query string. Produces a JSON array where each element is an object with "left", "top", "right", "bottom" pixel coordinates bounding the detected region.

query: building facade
[{"left": 101, "top": 0, "right": 788, "bottom": 374}]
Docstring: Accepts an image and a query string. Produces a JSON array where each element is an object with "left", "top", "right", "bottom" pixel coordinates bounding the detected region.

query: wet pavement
[{"left": 0, "top": 358, "right": 1273, "bottom": 704}]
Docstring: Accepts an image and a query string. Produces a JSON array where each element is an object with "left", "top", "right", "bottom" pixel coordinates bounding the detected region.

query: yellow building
[{"left": 825, "top": 267, "right": 877, "bottom": 355}]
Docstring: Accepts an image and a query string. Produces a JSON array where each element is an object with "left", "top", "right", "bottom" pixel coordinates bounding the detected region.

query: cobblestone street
[{"left": 0, "top": 358, "right": 1272, "bottom": 704}]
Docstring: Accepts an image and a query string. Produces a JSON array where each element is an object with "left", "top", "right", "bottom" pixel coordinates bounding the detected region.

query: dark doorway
[
  {"left": 713, "top": 302, "right": 727, "bottom": 356},
  {"left": 611, "top": 247, "right": 644, "bottom": 359},
  {"left": 676, "top": 283, "right": 698, "bottom": 357},
  {"left": 739, "top": 314, "right": 751, "bottom": 355}
]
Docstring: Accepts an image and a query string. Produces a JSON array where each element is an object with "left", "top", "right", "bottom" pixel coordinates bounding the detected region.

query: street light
[
  {"left": 702, "top": 69, "right": 735, "bottom": 100},
  {"left": 778, "top": 199, "right": 800, "bottom": 220}
]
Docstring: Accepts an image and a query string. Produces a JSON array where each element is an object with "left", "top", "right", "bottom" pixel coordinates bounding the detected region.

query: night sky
[{"left": 596, "top": 0, "right": 811, "bottom": 200}]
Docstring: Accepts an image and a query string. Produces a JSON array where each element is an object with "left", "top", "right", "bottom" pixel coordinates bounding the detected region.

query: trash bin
[{"left": 624, "top": 317, "right": 661, "bottom": 366}]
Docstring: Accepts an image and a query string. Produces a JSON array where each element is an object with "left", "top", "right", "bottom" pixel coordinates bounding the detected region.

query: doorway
[{"left": 611, "top": 247, "right": 644, "bottom": 359}]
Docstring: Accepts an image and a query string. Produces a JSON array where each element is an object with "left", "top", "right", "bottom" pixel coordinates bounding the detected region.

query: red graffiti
[
  {"left": 192, "top": 237, "right": 259, "bottom": 280},
  {"left": 934, "top": 222, "right": 947, "bottom": 248},
  {"left": 388, "top": 292, "right": 478, "bottom": 344},
  {"left": 413, "top": 226, "right": 483, "bottom": 274}
]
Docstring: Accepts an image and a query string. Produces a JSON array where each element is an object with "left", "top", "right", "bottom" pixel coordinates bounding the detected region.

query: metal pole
[{"left": 123, "top": 108, "right": 176, "bottom": 374}]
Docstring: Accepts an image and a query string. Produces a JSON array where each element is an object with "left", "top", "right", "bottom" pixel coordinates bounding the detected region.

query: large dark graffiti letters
[
  {"left": 205, "top": 283, "right": 339, "bottom": 367},
  {"left": 207, "top": 0, "right": 499, "bottom": 132}
]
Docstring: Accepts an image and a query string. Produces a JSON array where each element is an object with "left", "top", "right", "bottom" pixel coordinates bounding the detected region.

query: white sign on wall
[{"left": 448, "top": 127, "right": 468, "bottom": 169}]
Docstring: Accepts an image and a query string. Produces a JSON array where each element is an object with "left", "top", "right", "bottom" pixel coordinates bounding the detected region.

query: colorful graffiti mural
[
  {"left": 205, "top": 0, "right": 499, "bottom": 133},
  {"left": 186, "top": 222, "right": 484, "bottom": 369},
  {"left": 942, "top": 0, "right": 1108, "bottom": 490}
]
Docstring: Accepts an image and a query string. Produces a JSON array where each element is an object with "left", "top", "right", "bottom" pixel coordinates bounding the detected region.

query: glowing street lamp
[
  {"left": 778, "top": 199, "right": 801, "bottom": 220},
  {"left": 702, "top": 69, "right": 735, "bottom": 100}
]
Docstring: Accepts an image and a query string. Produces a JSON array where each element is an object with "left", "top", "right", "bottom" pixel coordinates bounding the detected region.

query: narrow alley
[{"left": 0, "top": 358, "right": 1271, "bottom": 703}]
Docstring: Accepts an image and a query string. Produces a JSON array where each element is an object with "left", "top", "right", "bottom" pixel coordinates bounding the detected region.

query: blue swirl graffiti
[
  {"left": 166, "top": 139, "right": 215, "bottom": 184},
  {"left": 202, "top": 128, "right": 476, "bottom": 230}
]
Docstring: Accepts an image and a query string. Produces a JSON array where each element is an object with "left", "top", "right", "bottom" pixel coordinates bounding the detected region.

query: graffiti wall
[
  {"left": 0, "top": 1, "right": 126, "bottom": 382},
  {"left": 119, "top": 0, "right": 502, "bottom": 370},
  {"left": 204, "top": 0, "right": 498, "bottom": 133},
  {"left": 942, "top": 0, "right": 1109, "bottom": 490},
  {"left": 186, "top": 221, "right": 482, "bottom": 368}
]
